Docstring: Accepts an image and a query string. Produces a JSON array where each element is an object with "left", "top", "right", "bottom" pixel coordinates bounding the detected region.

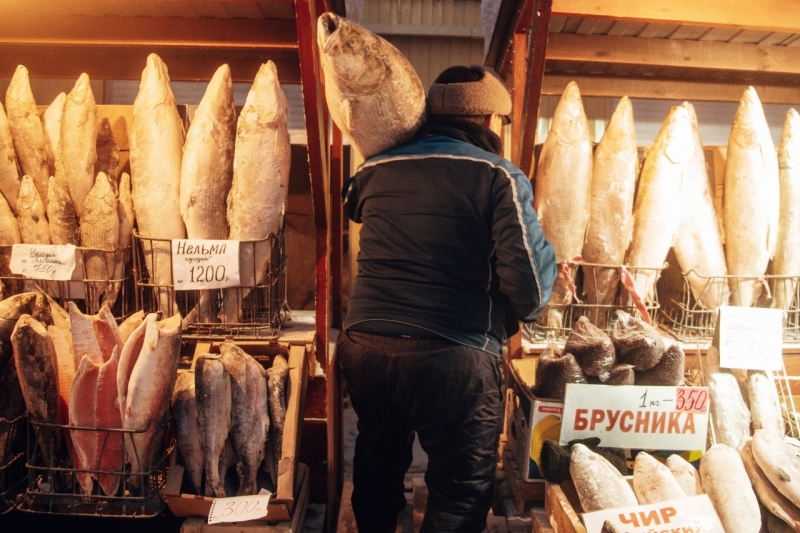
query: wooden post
[{"left": 330, "top": 125, "right": 344, "bottom": 329}]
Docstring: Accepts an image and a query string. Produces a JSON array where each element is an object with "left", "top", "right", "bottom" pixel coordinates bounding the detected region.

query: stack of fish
[
  {"left": 172, "top": 346, "right": 288, "bottom": 497},
  {"left": 533, "top": 312, "right": 685, "bottom": 400},
  {"left": 1, "top": 66, "right": 130, "bottom": 310}
]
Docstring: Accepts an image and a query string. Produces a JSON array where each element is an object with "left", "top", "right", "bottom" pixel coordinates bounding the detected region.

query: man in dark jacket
[{"left": 337, "top": 65, "right": 557, "bottom": 533}]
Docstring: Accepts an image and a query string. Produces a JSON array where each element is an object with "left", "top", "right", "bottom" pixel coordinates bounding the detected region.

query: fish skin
[
  {"left": 173, "top": 371, "right": 203, "bottom": 494},
  {"left": 116, "top": 313, "right": 157, "bottom": 415},
  {"left": 96, "top": 347, "right": 123, "bottom": 496},
  {"left": 633, "top": 451, "right": 686, "bottom": 504},
  {"left": 80, "top": 172, "right": 119, "bottom": 312},
  {"left": 752, "top": 429, "right": 800, "bottom": 508},
  {"left": 570, "top": 443, "right": 638, "bottom": 512},
  {"left": 5, "top": 65, "right": 49, "bottom": 209},
  {"left": 0, "top": 102, "right": 20, "bottom": 215},
  {"left": 59, "top": 73, "right": 98, "bottom": 219},
  {"left": 666, "top": 454, "right": 703, "bottom": 497},
  {"left": 107, "top": 172, "right": 134, "bottom": 309},
  {"left": 748, "top": 371, "right": 784, "bottom": 436},
  {"left": 130, "top": 53, "right": 186, "bottom": 316},
  {"left": 534, "top": 81, "right": 593, "bottom": 329},
  {"left": 123, "top": 313, "right": 181, "bottom": 480},
  {"left": 68, "top": 301, "right": 102, "bottom": 366},
  {"left": 95, "top": 117, "right": 119, "bottom": 194},
  {"left": 708, "top": 372, "right": 751, "bottom": 447},
  {"left": 626, "top": 103, "right": 695, "bottom": 302},
  {"left": 700, "top": 444, "right": 761, "bottom": 533},
  {"left": 0, "top": 293, "right": 38, "bottom": 373},
  {"left": 220, "top": 343, "right": 268, "bottom": 495},
  {"left": 0, "top": 192, "right": 21, "bottom": 299},
  {"left": 724, "top": 87, "right": 780, "bottom": 307},
  {"left": 582, "top": 96, "right": 637, "bottom": 310},
  {"left": 771, "top": 109, "right": 800, "bottom": 310},
  {"left": 180, "top": 65, "right": 236, "bottom": 324},
  {"left": 266, "top": 354, "right": 289, "bottom": 486},
  {"left": 41, "top": 92, "right": 65, "bottom": 178},
  {"left": 70, "top": 353, "right": 101, "bottom": 494},
  {"left": 17, "top": 175, "right": 50, "bottom": 244},
  {"left": 12, "top": 314, "right": 60, "bottom": 468},
  {"left": 317, "top": 12, "right": 426, "bottom": 160},
  {"left": 195, "top": 354, "right": 232, "bottom": 498},
  {"left": 47, "top": 176, "right": 79, "bottom": 245},
  {"left": 118, "top": 310, "right": 145, "bottom": 344},
  {"left": 49, "top": 325, "right": 74, "bottom": 428},
  {"left": 220, "top": 61, "right": 291, "bottom": 323},
  {"left": 673, "top": 103, "right": 730, "bottom": 309},
  {"left": 738, "top": 437, "right": 800, "bottom": 531},
  {"left": 0, "top": 354, "right": 26, "bottom": 469}
]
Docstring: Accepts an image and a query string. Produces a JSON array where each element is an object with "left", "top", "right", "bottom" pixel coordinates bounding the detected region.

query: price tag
[
  {"left": 208, "top": 493, "right": 271, "bottom": 524},
  {"left": 718, "top": 306, "right": 782, "bottom": 371},
  {"left": 171, "top": 239, "right": 240, "bottom": 290},
  {"left": 582, "top": 494, "right": 724, "bottom": 533},
  {"left": 560, "top": 384, "right": 709, "bottom": 451},
  {"left": 9, "top": 244, "right": 77, "bottom": 281}
]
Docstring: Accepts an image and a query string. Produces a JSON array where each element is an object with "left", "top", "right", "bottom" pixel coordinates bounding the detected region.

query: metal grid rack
[
  {"left": 17, "top": 418, "right": 172, "bottom": 518},
  {"left": 0, "top": 414, "right": 27, "bottom": 514},
  {"left": 132, "top": 228, "right": 289, "bottom": 340},
  {"left": 524, "top": 261, "right": 664, "bottom": 341}
]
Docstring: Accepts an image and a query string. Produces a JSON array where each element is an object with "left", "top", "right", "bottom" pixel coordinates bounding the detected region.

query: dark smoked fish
[
  {"left": 266, "top": 355, "right": 289, "bottom": 487},
  {"left": 195, "top": 354, "right": 231, "bottom": 498}
]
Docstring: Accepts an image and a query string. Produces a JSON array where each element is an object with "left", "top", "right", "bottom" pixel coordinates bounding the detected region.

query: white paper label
[
  {"left": 171, "top": 239, "right": 240, "bottom": 290},
  {"left": 583, "top": 495, "right": 724, "bottom": 533},
  {"left": 10, "top": 244, "right": 77, "bottom": 281},
  {"left": 559, "top": 384, "right": 709, "bottom": 450},
  {"left": 207, "top": 493, "right": 271, "bottom": 524},
  {"left": 718, "top": 306, "right": 783, "bottom": 371}
]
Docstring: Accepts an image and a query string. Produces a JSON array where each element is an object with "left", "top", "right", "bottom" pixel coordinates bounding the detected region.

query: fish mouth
[{"left": 318, "top": 12, "right": 340, "bottom": 51}]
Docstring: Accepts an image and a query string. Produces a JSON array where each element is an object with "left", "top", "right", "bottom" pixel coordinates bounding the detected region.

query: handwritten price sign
[
  {"left": 208, "top": 494, "right": 271, "bottom": 524},
  {"left": 171, "top": 239, "right": 240, "bottom": 290},
  {"left": 9, "top": 244, "right": 77, "bottom": 280},
  {"left": 718, "top": 306, "right": 782, "bottom": 371},
  {"left": 676, "top": 387, "right": 708, "bottom": 413}
]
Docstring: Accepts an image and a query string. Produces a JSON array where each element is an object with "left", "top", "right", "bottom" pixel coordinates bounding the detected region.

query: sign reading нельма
[
  {"left": 718, "top": 306, "right": 783, "bottom": 371},
  {"left": 171, "top": 239, "right": 240, "bottom": 290},
  {"left": 9, "top": 244, "right": 77, "bottom": 281},
  {"left": 559, "top": 384, "right": 709, "bottom": 450},
  {"left": 582, "top": 495, "right": 724, "bottom": 533}
]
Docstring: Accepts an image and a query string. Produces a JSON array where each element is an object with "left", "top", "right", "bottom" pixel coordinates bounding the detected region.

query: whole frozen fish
[
  {"left": 666, "top": 454, "right": 703, "bottom": 497},
  {"left": 266, "top": 354, "right": 289, "bottom": 487},
  {"left": 0, "top": 292, "right": 37, "bottom": 379},
  {"left": 195, "top": 354, "right": 232, "bottom": 497},
  {"left": 0, "top": 102, "right": 20, "bottom": 215},
  {"left": 317, "top": 12, "right": 426, "bottom": 160},
  {"left": 47, "top": 176, "right": 79, "bottom": 245},
  {"left": 633, "top": 451, "right": 685, "bottom": 504},
  {"left": 570, "top": 443, "right": 638, "bottom": 512},
  {"left": 220, "top": 61, "right": 291, "bottom": 323},
  {"left": 708, "top": 371, "right": 751, "bottom": 447},
  {"left": 180, "top": 65, "right": 236, "bottom": 323},
  {"left": 95, "top": 117, "right": 119, "bottom": 193},
  {"left": 700, "top": 444, "right": 760, "bottom": 533},
  {"left": 748, "top": 371, "right": 784, "bottom": 435},
  {"left": 118, "top": 310, "right": 145, "bottom": 344},
  {"left": 0, "top": 192, "right": 21, "bottom": 298},
  {"left": 724, "top": 87, "right": 779, "bottom": 307},
  {"left": 173, "top": 371, "right": 202, "bottom": 494},
  {"left": 5, "top": 66, "right": 49, "bottom": 209},
  {"left": 673, "top": 104, "right": 730, "bottom": 309},
  {"left": 752, "top": 429, "right": 800, "bottom": 508},
  {"left": 41, "top": 92, "right": 65, "bottom": 178},
  {"left": 534, "top": 81, "right": 593, "bottom": 330},
  {"left": 59, "top": 73, "right": 97, "bottom": 218},
  {"left": 107, "top": 172, "right": 134, "bottom": 309},
  {"left": 80, "top": 172, "right": 119, "bottom": 312},
  {"left": 771, "top": 109, "right": 800, "bottom": 310},
  {"left": 738, "top": 437, "right": 800, "bottom": 531},
  {"left": 582, "top": 96, "right": 637, "bottom": 310},
  {"left": 68, "top": 302, "right": 123, "bottom": 368},
  {"left": 130, "top": 53, "right": 186, "bottom": 315},
  {"left": 17, "top": 175, "right": 50, "bottom": 244},
  {"left": 626, "top": 103, "right": 695, "bottom": 302}
]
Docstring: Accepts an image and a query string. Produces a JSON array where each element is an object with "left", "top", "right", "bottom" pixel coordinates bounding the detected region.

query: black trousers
[{"left": 337, "top": 330, "right": 505, "bottom": 533}]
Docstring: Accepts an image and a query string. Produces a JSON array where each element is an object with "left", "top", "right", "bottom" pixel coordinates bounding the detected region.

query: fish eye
[{"left": 348, "top": 37, "right": 358, "bottom": 47}]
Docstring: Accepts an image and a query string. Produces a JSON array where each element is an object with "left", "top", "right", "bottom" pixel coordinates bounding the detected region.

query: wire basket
[
  {"left": 658, "top": 270, "right": 800, "bottom": 342},
  {"left": 0, "top": 245, "right": 135, "bottom": 319},
  {"left": 132, "top": 228, "right": 288, "bottom": 339},
  {"left": 524, "top": 261, "right": 665, "bottom": 341},
  {"left": 17, "top": 417, "right": 172, "bottom": 518},
  {"left": 0, "top": 414, "right": 27, "bottom": 514}
]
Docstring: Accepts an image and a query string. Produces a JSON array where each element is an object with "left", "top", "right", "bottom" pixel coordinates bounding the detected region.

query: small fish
[
  {"left": 570, "top": 443, "right": 638, "bottom": 512},
  {"left": 633, "top": 451, "right": 686, "bottom": 504},
  {"left": 172, "top": 371, "right": 203, "bottom": 494},
  {"left": 17, "top": 175, "right": 50, "bottom": 244},
  {"left": 700, "top": 444, "right": 761, "bottom": 533},
  {"left": 0, "top": 192, "right": 21, "bottom": 298},
  {"left": 195, "top": 354, "right": 232, "bottom": 498},
  {"left": 708, "top": 371, "right": 751, "bottom": 448},
  {"left": 41, "top": 92, "right": 65, "bottom": 178},
  {"left": 0, "top": 101, "right": 20, "bottom": 215},
  {"left": 666, "top": 454, "right": 703, "bottom": 497},
  {"left": 747, "top": 371, "right": 784, "bottom": 436}
]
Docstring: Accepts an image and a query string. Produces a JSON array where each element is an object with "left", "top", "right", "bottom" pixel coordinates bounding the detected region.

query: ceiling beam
[
  {"left": 547, "top": 33, "right": 800, "bottom": 76},
  {"left": 552, "top": 0, "right": 800, "bottom": 34},
  {"left": 542, "top": 74, "right": 800, "bottom": 104},
  {"left": 0, "top": 15, "right": 297, "bottom": 49}
]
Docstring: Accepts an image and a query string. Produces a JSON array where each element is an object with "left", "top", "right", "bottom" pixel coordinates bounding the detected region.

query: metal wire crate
[
  {"left": 523, "top": 261, "right": 664, "bottom": 341},
  {"left": 658, "top": 270, "right": 800, "bottom": 342},
  {"left": 0, "top": 414, "right": 27, "bottom": 514},
  {"left": 17, "top": 417, "right": 172, "bottom": 518},
  {"left": 132, "top": 227, "right": 288, "bottom": 339}
]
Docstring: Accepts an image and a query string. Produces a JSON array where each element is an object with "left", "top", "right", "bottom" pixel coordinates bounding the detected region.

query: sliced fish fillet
[
  {"left": 70, "top": 353, "right": 101, "bottom": 494},
  {"left": 96, "top": 347, "right": 123, "bottom": 496}
]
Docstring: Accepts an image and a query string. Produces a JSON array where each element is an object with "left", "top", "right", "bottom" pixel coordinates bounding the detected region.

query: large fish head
[
  {"left": 660, "top": 103, "right": 695, "bottom": 165},
  {"left": 730, "top": 87, "right": 766, "bottom": 150},
  {"left": 598, "top": 96, "right": 636, "bottom": 156},
  {"left": 135, "top": 54, "right": 175, "bottom": 108},
  {"left": 67, "top": 73, "right": 95, "bottom": 109},
  {"left": 551, "top": 81, "right": 590, "bottom": 144},
  {"left": 200, "top": 64, "right": 235, "bottom": 120},
  {"left": 317, "top": 13, "right": 389, "bottom": 96},
  {"left": 17, "top": 175, "right": 40, "bottom": 210},
  {"left": 6, "top": 65, "right": 34, "bottom": 109},
  {"left": 243, "top": 61, "right": 288, "bottom": 126},
  {"left": 779, "top": 108, "right": 800, "bottom": 169}
]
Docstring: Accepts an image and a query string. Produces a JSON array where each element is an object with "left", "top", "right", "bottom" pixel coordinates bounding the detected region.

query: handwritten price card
[
  {"left": 208, "top": 493, "right": 272, "bottom": 524},
  {"left": 171, "top": 239, "right": 240, "bottom": 290},
  {"left": 583, "top": 495, "right": 724, "bottom": 533},
  {"left": 9, "top": 244, "right": 77, "bottom": 280},
  {"left": 718, "top": 306, "right": 782, "bottom": 371},
  {"left": 560, "top": 384, "right": 709, "bottom": 450}
]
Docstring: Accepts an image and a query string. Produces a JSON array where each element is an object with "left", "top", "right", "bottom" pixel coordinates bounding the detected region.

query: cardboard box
[
  {"left": 506, "top": 358, "right": 564, "bottom": 482},
  {"left": 162, "top": 342, "right": 308, "bottom": 521}
]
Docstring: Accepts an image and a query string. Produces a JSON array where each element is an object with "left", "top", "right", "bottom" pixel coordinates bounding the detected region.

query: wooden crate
[
  {"left": 163, "top": 342, "right": 309, "bottom": 522},
  {"left": 544, "top": 482, "right": 586, "bottom": 533},
  {"left": 503, "top": 447, "right": 545, "bottom": 515}
]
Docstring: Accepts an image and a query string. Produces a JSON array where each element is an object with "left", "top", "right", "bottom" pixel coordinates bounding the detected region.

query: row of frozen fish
[{"left": 535, "top": 82, "right": 800, "bottom": 330}]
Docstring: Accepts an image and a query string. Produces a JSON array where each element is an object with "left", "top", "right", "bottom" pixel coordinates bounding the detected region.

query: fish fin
[
  {"left": 341, "top": 99, "right": 353, "bottom": 131},
  {"left": 778, "top": 467, "right": 792, "bottom": 482}
]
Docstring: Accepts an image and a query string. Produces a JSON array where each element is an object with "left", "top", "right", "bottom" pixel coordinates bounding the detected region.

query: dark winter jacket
[{"left": 342, "top": 120, "right": 557, "bottom": 356}]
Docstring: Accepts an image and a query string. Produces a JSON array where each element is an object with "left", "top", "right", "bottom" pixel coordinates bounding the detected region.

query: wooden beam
[
  {"left": 552, "top": 0, "right": 800, "bottom": 34},
  {"left": 0, "top": 15, "right": 297, "bottom": 49},
  {"left": 0, "top": 44, "right": 301, "bottom": 82},
  {"left": 542, "top": 73, "right": 800, "bottom": 104},
  {"left": 510, "top": 33, "right": 527, "bottom": 165},
  {"left": 361, "top": 23, "right": 484, "bottom": 39},
  {"left": 330, "top": 125, "right": 343, "bottom": 329},
  {"left": 485, "top": 0, "right": 528, "bottom": 72},
  {"left": 547, "top": 33, "right": 800, "bottom": 77}
]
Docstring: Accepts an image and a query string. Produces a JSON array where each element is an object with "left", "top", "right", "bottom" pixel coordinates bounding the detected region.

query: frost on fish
[{"left": 771, "top": 108, "right": 800, "bottom": 310}]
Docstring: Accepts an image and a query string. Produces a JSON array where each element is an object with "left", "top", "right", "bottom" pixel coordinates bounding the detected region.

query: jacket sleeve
[
  {"left": 490, "top": 164, "right": 557, "bottom": 322},
  {"left": 342, "top": 176, "right": 360, "bottom": 223}
]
